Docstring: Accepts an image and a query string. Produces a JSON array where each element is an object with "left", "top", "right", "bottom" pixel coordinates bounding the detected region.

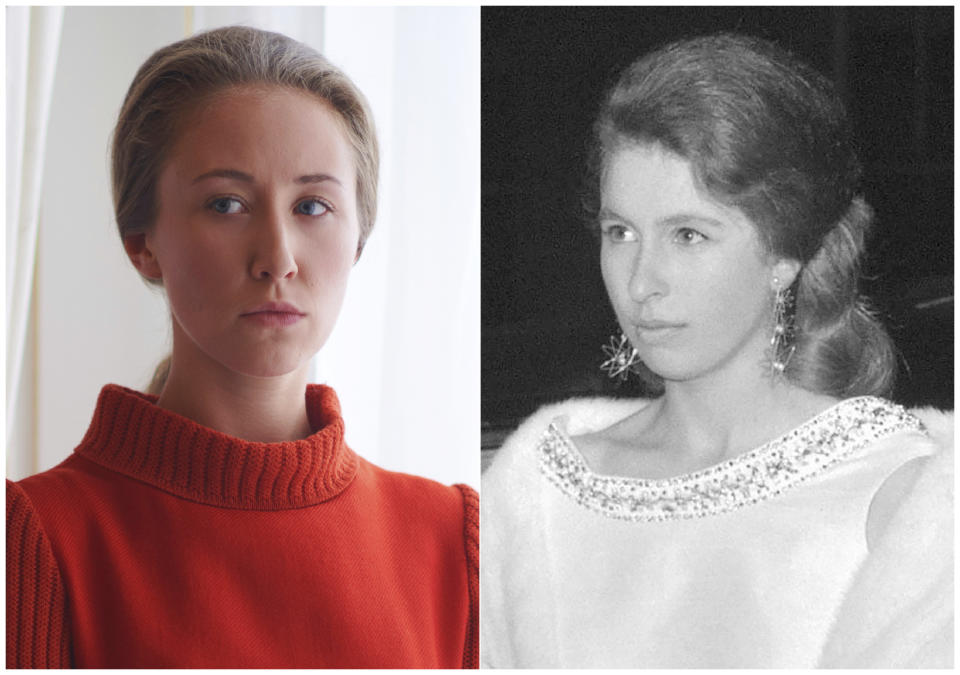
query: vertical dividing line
[
  {"left": 184, "top": 6, "right": 194, "bottom": 37},
  {"left": 30, "top": 220, "right": 41, "bottom": 476}
]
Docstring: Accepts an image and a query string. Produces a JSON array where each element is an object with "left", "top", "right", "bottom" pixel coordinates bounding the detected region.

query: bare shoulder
[
  {"left": 571, "top": 399, "right": 663, "bottom": 476},
  {"left": 489, "top": 396, "right": 650, "bottom": 475}
]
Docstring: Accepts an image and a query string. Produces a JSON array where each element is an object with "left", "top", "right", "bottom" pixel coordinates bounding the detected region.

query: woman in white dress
[{"left": 481, "top": 33, "right": 952, "bottom": 669}]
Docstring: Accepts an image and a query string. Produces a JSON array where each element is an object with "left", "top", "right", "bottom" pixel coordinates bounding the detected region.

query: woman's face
[
  {"left": 599, "top": 143, "right": 792, "bottom": 385},
  {"left": 139, "top": 85, "right": 360, "bottom": 379}
]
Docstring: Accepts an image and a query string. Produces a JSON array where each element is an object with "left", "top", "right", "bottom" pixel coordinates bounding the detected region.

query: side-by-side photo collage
[{"left": 6, "top": 5, "right": 953, "bottom": 670}]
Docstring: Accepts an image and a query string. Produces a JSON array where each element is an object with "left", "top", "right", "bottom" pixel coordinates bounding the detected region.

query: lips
[
  {"left": 634, "top": 319, "right": 684, "bottom": 330},
  {"left": 632, "top": 319, "right": 684, "bottom": 343},
  {"left": 242, "top": 301, "right": 305, "bottom": 316},
  {"left": 240, "top": 301, "right": 306, "bottom": 327}
]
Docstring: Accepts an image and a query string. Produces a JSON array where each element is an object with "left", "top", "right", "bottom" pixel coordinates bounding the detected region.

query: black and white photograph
[{"left": 481, "top": 6, "right": 953, "bottom": 669}]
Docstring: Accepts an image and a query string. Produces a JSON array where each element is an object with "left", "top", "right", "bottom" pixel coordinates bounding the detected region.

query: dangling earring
[
  {"left": 600, "top": 331, "right": 640, "bottom": 381},
  {"left": 769, "top": 278, "right": 796, "bottom": 378}
]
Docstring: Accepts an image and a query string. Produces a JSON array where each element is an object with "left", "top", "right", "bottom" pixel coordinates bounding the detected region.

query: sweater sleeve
[
  {"left": 6, "top": 480, "right": 71, "bottom": 668},
  {"left": 454, "top": 484, "right": 479, "bottom": 669}
]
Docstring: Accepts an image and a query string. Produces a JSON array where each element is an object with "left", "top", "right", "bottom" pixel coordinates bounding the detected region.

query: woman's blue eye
[
  {"left": 295, "top": 199, "right": 330, "bottom": 216},
  {"left": 676, "top": 228, "right": 706, "bottom": 245},
  {"left": 209, "top": 197, "right": 244, "bottom": 215}
]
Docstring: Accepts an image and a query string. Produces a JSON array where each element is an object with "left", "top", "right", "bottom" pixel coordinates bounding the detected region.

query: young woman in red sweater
[{"left": 7, "top": 26, "right": 477, "bottom": 668}]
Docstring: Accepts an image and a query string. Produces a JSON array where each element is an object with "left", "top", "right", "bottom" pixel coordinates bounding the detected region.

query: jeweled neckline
[{"left": 538, "top": 396, "right": 925, "bottom": 522}]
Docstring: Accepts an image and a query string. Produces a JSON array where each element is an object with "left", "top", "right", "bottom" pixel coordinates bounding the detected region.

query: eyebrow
[
  {"left": 296, "top": 173, "right": 342, "bottom": 186},
  {"left": 191, "top": 169, "right": 342, "bottom": 186},
  {"left": 661, "top": 213, "right": 725, "bottom": 229},
  {"left": 597, "top": 208, "right": 725, "bottom": 229}
]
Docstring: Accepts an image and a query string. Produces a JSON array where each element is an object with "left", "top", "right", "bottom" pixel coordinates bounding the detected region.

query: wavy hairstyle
[{"left": 588, "top": 33, "right": 895, "bottom": 398}]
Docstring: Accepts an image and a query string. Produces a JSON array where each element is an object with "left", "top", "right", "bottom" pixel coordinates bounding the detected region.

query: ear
[
  {"left": 123, "top": 233, "right": 163, "bottom": 281},
  {"left": 770, "top": 257, "right": 801, "bottom": 291}
]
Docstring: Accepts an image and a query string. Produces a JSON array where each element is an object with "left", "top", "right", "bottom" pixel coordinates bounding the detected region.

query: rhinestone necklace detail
[{"left": 538, "top": 396, "right": 925, "bottom": 522}]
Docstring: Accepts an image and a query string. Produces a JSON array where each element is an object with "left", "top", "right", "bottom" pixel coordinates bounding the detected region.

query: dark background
[{"left": 482, "top": 6, "right": 954, "bottom": 457}]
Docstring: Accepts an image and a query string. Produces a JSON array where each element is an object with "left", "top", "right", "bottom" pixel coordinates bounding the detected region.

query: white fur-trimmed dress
[{"left": 480, "top": 396, "right": 953, "bottom": 668}]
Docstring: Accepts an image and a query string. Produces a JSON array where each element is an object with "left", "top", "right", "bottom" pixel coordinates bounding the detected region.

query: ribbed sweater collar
[{"left": 75, "top": 384, "right": 358, "bottom": 510}]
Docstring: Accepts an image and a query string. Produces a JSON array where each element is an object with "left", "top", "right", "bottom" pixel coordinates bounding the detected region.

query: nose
[
  {"left": 250, "top": 208, "right": 298, "bottom": 281},
  {"left": 627, "top": 244, "right": 668, "bottom": 304}
]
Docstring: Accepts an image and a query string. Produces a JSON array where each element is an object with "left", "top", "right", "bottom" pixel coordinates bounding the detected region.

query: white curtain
[
  {"left": 195, "top": 6, "right": 480, "bottom": 487},
  {"left": 6, "top": 7, "right": 63, "bottom": 477},
  {"left": 317, "top": 7, "right": 480, "bottom": 488},
  {"left": 190, "top": 6, "right": 324, "bottom": 41}
]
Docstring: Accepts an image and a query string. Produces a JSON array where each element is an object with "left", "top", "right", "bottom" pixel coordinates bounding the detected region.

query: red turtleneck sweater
[{"left": 7, "top": 384, "right": 478, "bottom": 668}]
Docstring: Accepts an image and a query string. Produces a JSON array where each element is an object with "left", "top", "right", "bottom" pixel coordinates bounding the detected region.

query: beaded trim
[{"left": 538, "top": 396, "right": 925, "bottom": 522}]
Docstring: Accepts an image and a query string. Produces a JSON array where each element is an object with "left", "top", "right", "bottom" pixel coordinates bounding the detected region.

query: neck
[
  {"left": 156, "top": 328, "right": 313, "bottom": 443},
  {"left": 653, "top": 345, "right": 838, "bottom": 465}
]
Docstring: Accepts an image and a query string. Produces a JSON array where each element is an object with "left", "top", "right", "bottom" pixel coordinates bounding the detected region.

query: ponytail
[
  {"left": 788, "top": 198, "right": 896, "bottom": 397},
  {"left": 146, "top": 354, "right": 171, "bottom": 396}
]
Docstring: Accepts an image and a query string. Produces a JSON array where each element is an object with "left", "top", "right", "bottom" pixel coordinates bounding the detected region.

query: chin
[
  {"left": 221, "top": 350, "right": 314, "bottom": 380},
  {"left": 640, "top": 354, "right": 713, "bottom": 384},
  {"left": 245, "top": 365, "right": 307, "bottom": 379}
]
